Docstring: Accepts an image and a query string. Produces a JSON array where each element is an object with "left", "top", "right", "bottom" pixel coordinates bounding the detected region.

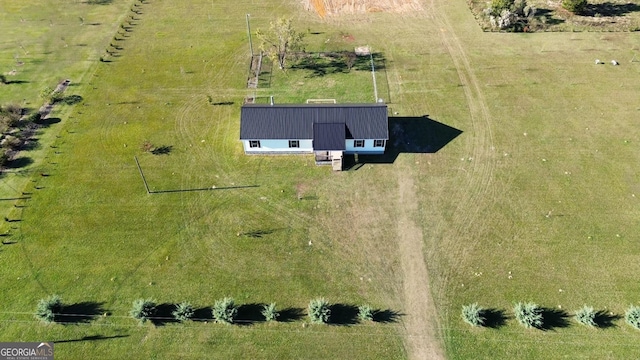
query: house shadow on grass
[
  {"left": 151, "top": 303, "right": 177, "bottom": 326},
  {"left": 481, "top": 308, "right": 508, "bottom": 328},
  {"left": 540, "top": 308, "right": 571, "bottom": 331},
  {"left": 594, "top": 310, "right": 621, "bottom": 329},
  {"left": 345, "top": 115, "right": 462, "bottom": 170},
  {"left": 236, "top": 303, "right": 265, "bottom": 325},
  {"left": 57, "top": 302, "right": 106, "bottom": 324},
  {"left": 278, "top": 307, "right": 305, "bottom": 322},
  {"left": 329, "top": 304, "right": 358, "bottom": 325}
]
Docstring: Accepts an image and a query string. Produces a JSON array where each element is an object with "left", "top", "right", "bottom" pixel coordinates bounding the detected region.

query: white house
[{"left": 239, "top": 103, "right": 389, "bottom": 170}]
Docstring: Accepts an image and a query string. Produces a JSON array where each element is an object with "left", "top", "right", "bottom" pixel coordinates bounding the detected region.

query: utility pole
[{"left": 246, "top": 14, "right": 254, "bottom": 57}]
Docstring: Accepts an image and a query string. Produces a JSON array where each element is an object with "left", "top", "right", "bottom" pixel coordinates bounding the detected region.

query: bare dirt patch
[
  {"left": 396, "top": 169, "right": 445, "bottom": 360},
  {"left": 304, "top": 0, "right": 423, "bottom": 17}
]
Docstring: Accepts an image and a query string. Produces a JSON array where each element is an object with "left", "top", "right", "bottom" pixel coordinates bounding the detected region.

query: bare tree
[{"left": 256, "top": 17, "right": 305, "bottom": 70}]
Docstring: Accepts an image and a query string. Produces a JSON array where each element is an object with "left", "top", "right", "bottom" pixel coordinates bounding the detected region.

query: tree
[
  {"left": 485, "top": 0, "right": 536, "bottom": 31},
  {"left": 462, "top": 303, "right": 486, "bottom": 327},
  {"left": 358, "top": 304, "right": 374, "bottom": 322},
  {"left": 262, "top": 303, "right": 279, "bottom": 322},
  {"left": 172, "top": 301, "right": 194, "bottom": 322},
  {"left": 308, "top": 298, "right": 331, "bottom": 324},
  {"left": 491, "top": 0, "right": 515, "bottom": 14},
  {"left": 212, "top": 297, "right": 237, "bottom": 324},
  {"left": 574, "top": 305, "right": 597, "bottom": 327},
  {"left": 562, "top": 0, "right": 588, "bottom": 14},
  {"left": 130, "top": 298, "right": 156, "bottom": 324},
  {"left": 514, "top": 302, "right": 543, "bottom": 328},
  {"left": 256, "top": 17, "right": 305, "bottom": 70},
  {"left": 625, "top": 305, "right": 640, "bottom": 330},
  {"left": 35, "top": 295, "right": 63, "bottom": 323}
]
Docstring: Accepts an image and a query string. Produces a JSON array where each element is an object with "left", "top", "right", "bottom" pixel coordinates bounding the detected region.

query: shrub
[
  {"left": 262, "top": 303, "right": 279, "bottom": 322},
  {"left": 308, "top": 298, "right": 331, "bottom": 324},
  {"left": 35, "top": 295, "right": 63, "bottom": 323},
  {"left": 27, "top": 112, "right": 41, "bottom": 123},
  {"left": 514, "top": 302, "right": 543, "bottom": 329},
  {"left": 4, "top": 135, "right": 23, "bottom": 150},
  {"left": 562, "top": 0, "right": 588, "bottom": 14},
  {"left": 0, "top": 75, "right": 6, "bottom": 84},
  {"left": 0, "top": 149, "right": 9, "bottom": 167},
  {"left": 172, "top": 302, "right": 194, "bottom": 322},
  {"left": 491, "top": 0, "right": 515, "bottom": 14},
  {"left": 130, "top": 298, "right": 156, "bottom": 324},
  {"left": 625, "top": 305, "right": 640, "bottom": 330},
  {"left": 358, "top": 304, "right": 374, "bottom": 322},
  {"left": 212, "top": 297, "right": 237, "bottom": 324},
  {"left": 462, "top": 303, "right": 485, "bottom": 327},
  {"left": 575, "top": 305, "right": 597, "bottom": 327}
]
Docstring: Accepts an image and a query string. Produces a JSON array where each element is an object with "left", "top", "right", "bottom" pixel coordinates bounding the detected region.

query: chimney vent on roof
[{"left": 270, "top": 96, "right": 274, "bottom": 106}]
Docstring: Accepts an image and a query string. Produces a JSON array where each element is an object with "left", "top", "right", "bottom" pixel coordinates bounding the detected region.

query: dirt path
[
  {"left": 394, "top": 1, "right": 496, "bottom": 359},
  {"left": 397, "top": 168, "right": 445, "bottom": 360}
]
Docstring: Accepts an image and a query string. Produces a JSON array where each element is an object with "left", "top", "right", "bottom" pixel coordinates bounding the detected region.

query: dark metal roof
[
  {"left": 313, "top": 123, "right": 346, "bottom": 151},
  {"left": 240, "top": 103, "right": 388, "bottom": 140}
]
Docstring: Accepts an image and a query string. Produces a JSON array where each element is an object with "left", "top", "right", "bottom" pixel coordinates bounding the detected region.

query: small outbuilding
[{"left": 239, "top": 103, "right": 389, "bottom": 170}]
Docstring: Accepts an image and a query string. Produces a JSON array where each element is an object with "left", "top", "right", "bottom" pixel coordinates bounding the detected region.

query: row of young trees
[
  {"left": 35, "top": 295, "right": 380, "bottom": 325},
  {"left": 462, "top": 302, "right": 640, "bottom": 330}
]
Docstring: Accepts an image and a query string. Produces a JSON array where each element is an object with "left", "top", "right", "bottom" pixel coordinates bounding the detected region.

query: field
[{"left": 1, "top": 0, "right": 640, "bottom": 359}]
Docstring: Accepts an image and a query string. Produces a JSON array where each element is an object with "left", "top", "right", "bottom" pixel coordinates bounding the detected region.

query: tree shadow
[
  {"left": 540, "top": 308, "right": 571, "bottom": 331},
  {"left": 85, "top": 0, "right": 113, "bottom": 4},
  {"left": 594, "top": 310, "right": 621, "bottom": 329},
  {"left": 5, "top": 157, "right": 33, "bottom": 169},
  {"left": 151, "top": 303, "right": 177, "bottom": 326},
  {"left": 34, "top": 117, "right": 61, "bottom": 127},
  {"left": 19, "top": 139, "right": 41, "bottom": 151},
  {"left": 329, "top": 304, "right": 358, "bottom": 325},
  {"left": 481, "top": 308, "right": 508, "bottom": 328},
  {"left": 278, "top": 307, "right": 305, "bottom": 322},
  {"left": 193, "top": 307, "right": 213, "bottom": 322},
  {"left": 372, "top": 309, "right": 403, "bottom": 323},
  {"left": 151, "top": 145, "right": 172, "bottom": 155},
  {"left": 345, "top": 115, "right": 462, "bottom": 169},
  {"left": 536, "top": 9, "right": 565, "bottom": 25},
  {"left": 291, "top": 52, "right": 386, "bottom": 77},
  {"left": 62, "top": 95, "right": 83, "bottom": 105},
  {"left": 582, "top": 2, "right": 640, "bottom": 17},
  {"left": 236, "top": 303, "right": 265, "bottom": 325},
  {"left": 57, "top": 302, "right": 106, "bottom": 324},
  {"left": 211, "top": 101, "right": 234, "bottom": 106}
]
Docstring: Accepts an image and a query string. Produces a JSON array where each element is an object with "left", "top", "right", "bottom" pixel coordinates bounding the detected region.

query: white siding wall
[
  {"left": 345, "top": 139, "right": 385, "bottom": 154},
  {"left": 243, "top": 139, "right": 313, "bottom": 154}
]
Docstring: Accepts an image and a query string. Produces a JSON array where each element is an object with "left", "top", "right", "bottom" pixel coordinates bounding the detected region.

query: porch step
[{"left": 332, "top": 157, "right": 342, "bottom": 171}]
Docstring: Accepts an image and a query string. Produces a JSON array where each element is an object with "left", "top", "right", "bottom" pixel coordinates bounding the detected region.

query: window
[
  {"left": 249, "top": 140, "right": 261, "bottom": 148},
  {"left": 288, "top": 140, "right": 299, "bottom": 148},
  {"left": 374, "top": 139, "right": 385, "bottom": 147},
  {"left": 354, "top": 139, "right": 365, "bottom": 148}
]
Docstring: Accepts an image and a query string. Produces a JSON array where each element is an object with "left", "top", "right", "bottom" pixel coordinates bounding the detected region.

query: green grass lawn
[
  {"left": 2, "top": 0, "right": 640, "bottom": 359},
  {"left": 0, "top": 0, "right": 405, "bottom": 359}
]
